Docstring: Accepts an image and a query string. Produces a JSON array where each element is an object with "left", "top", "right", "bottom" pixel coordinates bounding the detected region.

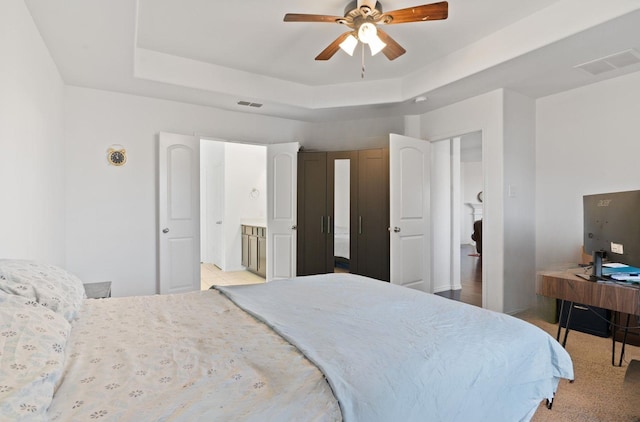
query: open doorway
[
  {"left": 459, "top": 131, "right": 483, "bottom": 307},
  {"left": 200, "top": 139, "right": 267, "bottom": 289},
  {"left": 432, "top": 131, "right": 483, "bottom": 307},
  {"left": 158, "top": 133, "right": 298, "bottom": 294}
]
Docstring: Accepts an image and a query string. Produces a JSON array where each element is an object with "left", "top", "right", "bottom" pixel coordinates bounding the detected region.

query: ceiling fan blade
[
  {"left": 381, "top": 1, "right": 448, "bottom": 24},
  {"left": 284, "top": 13, "right": 343, "bottom": 23},
  {"left": 315, "top": 32, "right": 353, "bottom": 61},
  {"left": 376, "top": 29, "right": 406, "bottom": 60}
]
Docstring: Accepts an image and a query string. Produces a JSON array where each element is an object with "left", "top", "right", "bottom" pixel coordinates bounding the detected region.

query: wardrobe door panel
[
  {"left": 297, "top": 152, "right": 328, "bottom": 275},
  {"left": 356, "top": 148, "right": 390, "bottom": 281}
]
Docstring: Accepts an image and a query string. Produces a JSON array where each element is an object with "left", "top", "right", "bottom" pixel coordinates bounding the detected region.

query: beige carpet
[{"left": 517, "top": 310, "right": 640, "bottom": 421}]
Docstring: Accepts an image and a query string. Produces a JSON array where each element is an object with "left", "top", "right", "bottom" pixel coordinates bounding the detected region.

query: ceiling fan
[{"left": 284, "top": 1, "right": 448, "bottom": 61}]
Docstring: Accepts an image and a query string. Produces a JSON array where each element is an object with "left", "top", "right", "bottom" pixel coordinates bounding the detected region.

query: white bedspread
[
  {"left": 48, "top": 290, "right": 341, "bottom": 421},
  {"left": 217, "top": 274, "right": 574, "bottom": 422}
]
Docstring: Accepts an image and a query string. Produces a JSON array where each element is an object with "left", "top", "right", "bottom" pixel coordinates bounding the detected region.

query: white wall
[
  {"left": 303, "top": 116, "right": 405, "bottom": 151},
  {"left": 420, "top": 90, "right": 506, "bottom": 312},
  {"left": 503, "top": 90, "right": 536, "bottom": 314},
  {"left": 64, "top": 87, "right": 306, "bottom": 296},
  {"left": 223, "top": 143, "right": 266, "bottom": 271},
  {"left": 421, "top": 89, "right": 538, "bottom": 314},
  {"left": 0, "top": 0, "right": 65, "bottom": 265},
  {"left": 536, "top": 71, "right": 640, "bottom": 274}
]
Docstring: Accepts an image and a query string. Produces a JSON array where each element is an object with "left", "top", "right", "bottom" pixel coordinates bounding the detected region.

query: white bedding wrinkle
[
  {"left": 217, "top": 273, "right": 574, "bottom": 422},
  {"left": 37, "top": 272, "right": 572, "bottom": 422},
  {"left": 47, "top": 289, "right": 341, "bottom": 421},
  {"left": 0, "top": 292, "right": 70, "bottom": 421}
]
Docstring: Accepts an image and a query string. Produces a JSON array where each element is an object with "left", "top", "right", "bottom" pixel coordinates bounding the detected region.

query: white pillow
[
  {"left": 0, "top": 292, "right": 71, "bottom": 419},
  {"left": 0, "top": 259, "right": 86, "bottom": 321}
]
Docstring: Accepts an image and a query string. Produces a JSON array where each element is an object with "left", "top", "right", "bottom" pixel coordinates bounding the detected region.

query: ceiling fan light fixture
[
  {"left": 368, "top": 35, "right": 386, "bottom": 56},
  {"left": 357, "top": 22, "right": 386, "bottom": 56},
  {"left": 339, "top": 34, "right": 359, "bottom": 56},
  {"left": 357, "top": 22, "right": 377, "bottom": 44}
]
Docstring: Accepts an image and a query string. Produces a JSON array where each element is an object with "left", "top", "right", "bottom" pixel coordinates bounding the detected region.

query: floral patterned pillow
[
  {"left": 0, "top": 292, "right": 71, "bottom": 419},
  {"left": 0, "top": 259, "right": 86, "bottom": 322}
]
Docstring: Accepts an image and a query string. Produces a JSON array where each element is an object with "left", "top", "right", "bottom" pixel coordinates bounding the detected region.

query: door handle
[
  {"left": 291, "top": 225, "right": 297, "bottom": 230},
  {"left": 394, "top": 227, "right": 401, "bottom": 233},
  {"left": 215, "top": 221, "right": 222, "bottom": 225},
  {"left": 162, "top": 228, "right": 170, "bottom": 234},
  {"left": 358, "top": 217, "right": 362, "bottom": 234}
]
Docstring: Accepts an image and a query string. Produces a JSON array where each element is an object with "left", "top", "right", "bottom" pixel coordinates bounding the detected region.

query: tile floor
[{"left": 200, "top": 263, "right": 265, "bottom": 290}]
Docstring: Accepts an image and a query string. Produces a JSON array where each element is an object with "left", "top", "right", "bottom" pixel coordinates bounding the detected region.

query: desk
[{"left": 537, "top": 270, "right": 640, "bottom": 366}]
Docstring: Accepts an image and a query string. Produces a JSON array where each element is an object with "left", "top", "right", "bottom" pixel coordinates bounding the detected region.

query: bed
[{"left": 0, "top": 259, "right": 574, "bottom": 421}]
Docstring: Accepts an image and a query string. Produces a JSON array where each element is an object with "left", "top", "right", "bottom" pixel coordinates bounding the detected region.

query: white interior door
[
  {"left": 389, "top": 133, "right": 431, "bottom": 292},
  {"left": 200, "top": 165, "right": 209, "bottom": 263},
  {"left": 158, "top": 132, "right": 200, "bottom": 294},
  {"left": 212, "top": 155, "right": 225, "bottom": 268},
  {"left": 266, "top": 142, "right": 299, "bottom": 281}
]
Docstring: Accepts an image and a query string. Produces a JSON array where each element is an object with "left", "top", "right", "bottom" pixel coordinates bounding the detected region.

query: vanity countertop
[{"left": 241, "top": 219, "right": 266, "bottom": 228}]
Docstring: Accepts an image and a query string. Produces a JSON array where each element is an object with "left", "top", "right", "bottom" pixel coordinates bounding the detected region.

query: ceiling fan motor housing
[
  {"left": 341, "top": 0, "right": 385, "bottom": 30},
  {"left": 344, "top": 1, "right": 383, "bottom": 18}
]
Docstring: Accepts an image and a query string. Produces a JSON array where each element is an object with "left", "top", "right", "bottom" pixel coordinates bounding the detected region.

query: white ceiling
[{"left": 23, "top": 0, "right": 640, "bottom": 122}]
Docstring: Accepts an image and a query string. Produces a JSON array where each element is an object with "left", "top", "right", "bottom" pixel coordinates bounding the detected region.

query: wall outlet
[{"left": 611, "top": 242, "right": 624, "bottom": 254}]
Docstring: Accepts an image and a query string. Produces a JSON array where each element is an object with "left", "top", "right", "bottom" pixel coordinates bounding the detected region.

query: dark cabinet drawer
[
  {"left": 558, "top": 300, "right": 610, "bottom": 338},
  {"left": 241, "top": 225, "right": 266, "bottom": 278}
]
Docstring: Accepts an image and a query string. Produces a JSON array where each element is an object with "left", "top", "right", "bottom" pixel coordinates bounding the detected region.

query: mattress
[
  {"left": 0, "top": 259, "right": 573, "bottom": 421},
  {"left": 217, "top": 273, "right": 574, "bottom": 421},
  {"left": 47, "top": 289, "right": 341, "bottom": 421}
]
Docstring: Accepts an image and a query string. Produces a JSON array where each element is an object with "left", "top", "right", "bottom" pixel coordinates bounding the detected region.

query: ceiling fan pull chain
[{"left": 361, "top": 43, "right": 366, "bottom": 79}]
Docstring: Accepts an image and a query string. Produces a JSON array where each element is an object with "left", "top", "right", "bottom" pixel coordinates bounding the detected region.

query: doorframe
[
  {"left": 199, "top": 139, "right": 226, "bottom": 269},
  {"left": 198, "top": 137, "right": 298, "bottom": 283},
  {"left": 430, "top": 131, "right": 485, "bottom": 308},
  {"left": 199, "top": 137, "right": 267, "bottom": 274}
]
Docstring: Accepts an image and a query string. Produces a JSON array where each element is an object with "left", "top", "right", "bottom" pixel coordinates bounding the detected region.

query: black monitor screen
[{"left": 583, "top": 190, "right": 640, "bottom": 268}]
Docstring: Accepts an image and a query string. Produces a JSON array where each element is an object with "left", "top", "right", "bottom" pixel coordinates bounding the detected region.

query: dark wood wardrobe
[{"left": 297, "top": 148, "right": 390, "bottom": 281}]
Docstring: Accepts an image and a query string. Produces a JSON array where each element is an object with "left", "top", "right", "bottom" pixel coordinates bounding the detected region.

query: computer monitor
[{"left": 583, "top": 190, "right": 640, "bottom": 274}]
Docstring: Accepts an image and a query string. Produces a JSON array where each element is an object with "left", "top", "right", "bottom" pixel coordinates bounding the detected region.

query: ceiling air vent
[
  {"left": 575, "top": 49, "right": 640, "bottom": 76},
  {"left": 237, "top": 101, "right": 263, "bottom": 108}
]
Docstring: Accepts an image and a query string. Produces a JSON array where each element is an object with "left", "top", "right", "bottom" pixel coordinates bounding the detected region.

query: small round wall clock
[{"left": 107, "top": 148, "right": 127, "bottom": 166}]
